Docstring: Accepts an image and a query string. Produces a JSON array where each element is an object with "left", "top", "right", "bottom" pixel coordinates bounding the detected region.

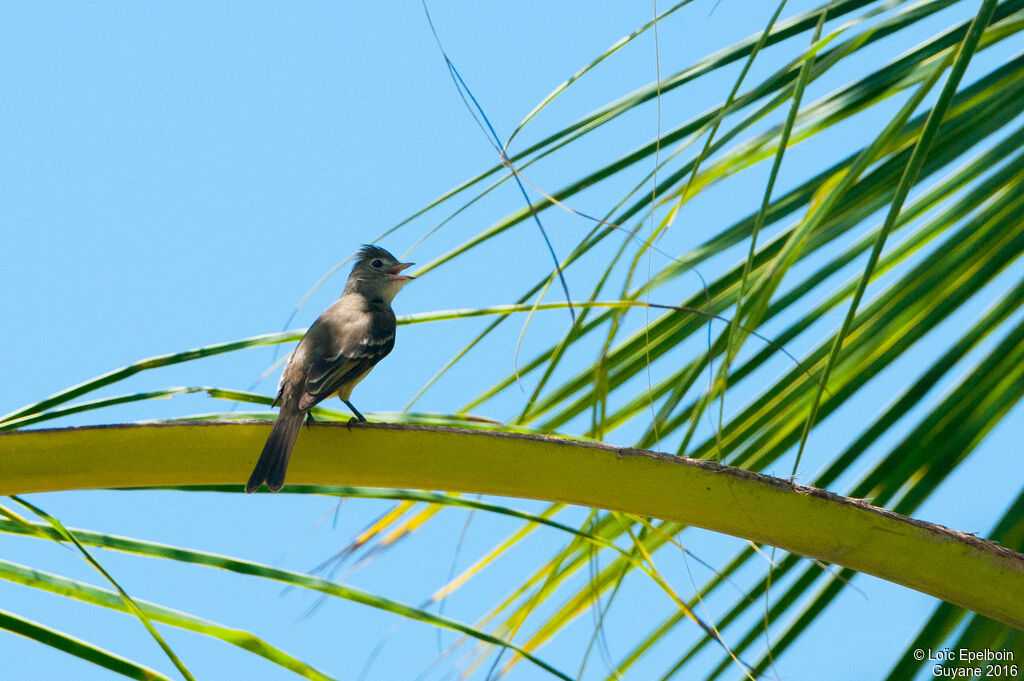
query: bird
[{"left": 245, "top": 245, "right": 414, "bottom": 493}]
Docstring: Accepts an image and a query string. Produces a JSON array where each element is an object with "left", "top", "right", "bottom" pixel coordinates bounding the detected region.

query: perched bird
[{"left": 245, "top": 245, "right": 413, "bottom": 493}]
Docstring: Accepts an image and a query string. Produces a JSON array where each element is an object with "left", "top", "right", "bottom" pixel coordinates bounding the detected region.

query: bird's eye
[{"left": 371, "top": 259, "right": 384, "bottom": 269}]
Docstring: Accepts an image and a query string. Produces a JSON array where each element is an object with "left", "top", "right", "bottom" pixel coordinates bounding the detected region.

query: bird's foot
[{"left": 342, "top": 400, "right": 368, "bottom": 425}]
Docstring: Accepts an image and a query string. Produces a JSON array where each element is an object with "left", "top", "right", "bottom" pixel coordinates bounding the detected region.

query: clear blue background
[{"left": 1, "top": 2, "right": 1022, "bottom": 680}]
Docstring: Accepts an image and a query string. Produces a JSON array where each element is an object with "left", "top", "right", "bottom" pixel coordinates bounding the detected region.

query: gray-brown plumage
[{"left": 245, "top": 245, "right": 413, "bottom": 493}]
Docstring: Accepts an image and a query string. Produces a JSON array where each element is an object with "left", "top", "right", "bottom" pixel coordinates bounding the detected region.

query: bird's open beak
[{"left": 387, "top": 262, "right": 415, "bottom": 282}]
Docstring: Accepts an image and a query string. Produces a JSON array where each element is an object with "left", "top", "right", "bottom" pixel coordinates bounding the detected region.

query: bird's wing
[{"left": 299, "top": 306, "right": 395, "bottom": 410}]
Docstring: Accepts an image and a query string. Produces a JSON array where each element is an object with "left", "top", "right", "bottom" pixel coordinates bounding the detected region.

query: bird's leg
[
  {"left": 342, "top": 399, "right": 368, "bottom": 428},
  {"left": 304, "top": 411, "right": 317, "bottom": 429}
]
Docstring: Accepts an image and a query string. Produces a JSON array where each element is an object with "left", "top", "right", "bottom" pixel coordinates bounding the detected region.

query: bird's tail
[{"left": 246, "top": 408, "right": 304, "bottom": 493}]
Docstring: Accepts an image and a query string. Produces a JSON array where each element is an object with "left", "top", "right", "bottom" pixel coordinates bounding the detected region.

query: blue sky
[{"left": 1, "top": 2, "right": 1022, "bottom": 680}]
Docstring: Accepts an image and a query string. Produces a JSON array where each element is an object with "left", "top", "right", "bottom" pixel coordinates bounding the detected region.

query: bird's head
[{"left": 346, "top": 245, "right": 414, "bottom": 304}]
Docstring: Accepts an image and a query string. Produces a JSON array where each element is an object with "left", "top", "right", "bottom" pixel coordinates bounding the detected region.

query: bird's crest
[{"left": 356, "top": 244, "right": 397, "bottom": 263}]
